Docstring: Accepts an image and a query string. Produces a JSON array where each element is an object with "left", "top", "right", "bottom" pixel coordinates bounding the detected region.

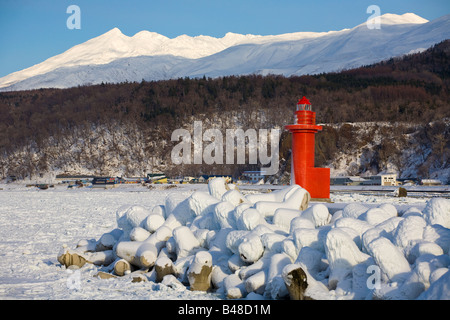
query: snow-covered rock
[
  {"left": 393, "top": 216, "right": 427, "bottom": 248},
  {"left": 365, "top": 236, "right": 411, "bottom": 283},
  {"left": 325, "top": 228, "right": 370, "bottom": 289},
  {"left": 423, "top": 224, "right": 450, "bottom": 254},
  {"left": 56, "top": 179, "right": 450, "bottom": 300},
  {"left": 253, "top": 185, "right": 310, "bottom": 217},
  {"left": 208, "top": 177, "right": 230, "bottom": 200},
  {"left": 418, "top": 269, "right": 450, "bottom": 300},
  {"left": 116, "top": 205, "right": 151, "bottom": 236},
  {"left": 301, "top": 204, "right": 331, "bottom": 227},
  {"left": 143, "top": 214, "right": 165, "bottom": 233},
  {"left": 421, "top": 198, "right": 450, "bottom": 228}
]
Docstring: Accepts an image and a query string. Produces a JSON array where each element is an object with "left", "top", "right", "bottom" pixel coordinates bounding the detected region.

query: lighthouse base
[{"left": 292, "top": 167, "right": 330, "bottom": 200}]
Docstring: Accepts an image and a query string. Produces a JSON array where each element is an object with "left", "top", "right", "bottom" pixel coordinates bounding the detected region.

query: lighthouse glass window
[{"left": 297, "top": 103, "right": 311, "bottom": 111}]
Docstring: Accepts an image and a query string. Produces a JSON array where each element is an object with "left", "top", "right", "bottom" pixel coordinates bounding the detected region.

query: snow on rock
[
  {"left": 221, "top": 189, "right": 248, "bottom": 206},
  {"left": 359, "top": 207, "right": 396, "bottom": 226},
  {"left": 238, "top": 232, "right": 265, "bottom": 263},
  {"left": 273, "top": 208, "right": 301, "bottom": 231},
  {"left": 423, "top": 224, "right": 450, "bottom": 254},
  {"left": 208, "top": 177, "right": 230, "bottom": 200},
  {"left": 289, "top": 216, "right": 316, "bottom": 232},
  {"left": 282, "top": 263, "right": 331, "bottom": 300},
  {"left": 213, "top": 201, "right": 237, "bottom": 229},
  {"left": 333, "top": 217, "right": 373, "bottom": 237},
  {"left": 325, "top": 228, "right": 370, "bottom": 289},
  {"left": 116, "top": 205, "right": 152, "bottom": 237},
  {"left": 421, "top": 198, "right": 450, "bottom": 228},
  {"left": 393, "top": 216, "right": 427, "bottom": 248},
  {"left": 188, "top": 191, "right": 220, "bottom": 217},
  {"left": 342, "top": 203, "right": 368, "bottom": 219},
  {"left": 237, "top": 208, "right": 266, "bottom": 231},
  {"left": 418, "top": 269, "right": 450, "bottom": 300},
  {"left": 253, "top": 185, "right": 310, "bottom": 217},
  {"left": 143, "top": 214, "right": 165, "bottom": 233},
  {"left": 365, "top": 236, "right": 411, "bottom": 283},
  {"left": 129, "top": 227, "right": 150, "bottom": 241},
  {"left": 245, "top": 184, "right": 298, "bottom": 203},
  {"left": 265, "top": 253, "right": 292, "bottom": 299},
  {"left": 172, "top": 226, "right": 202, "bottom": 259},
  {"left": 294, "top": 246, "right": 327, "bottom": 278},
  {"left": 56, "top": 179, "right": 450, "bottom": 300},
  {"left": 187, "top": 251, "right": 213, "bottom": 291},
  {"left": 301, "top": 204, "right": 332, "bottom": 227}
]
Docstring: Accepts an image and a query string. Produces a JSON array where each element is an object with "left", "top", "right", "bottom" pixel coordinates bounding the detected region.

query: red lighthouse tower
[{"left": 285, "top": 97, "right": 330, "bottom": 199}]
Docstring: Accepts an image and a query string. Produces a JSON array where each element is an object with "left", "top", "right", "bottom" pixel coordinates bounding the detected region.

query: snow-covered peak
[
  {"left": 102, "top": 27, "right": 125, "bottom": 37},
  {"left": 131, "top": 30, "right": 169, "bottom": 42},
  {"left": 365, "top": 12, "right": 429, "bottom": 26}
]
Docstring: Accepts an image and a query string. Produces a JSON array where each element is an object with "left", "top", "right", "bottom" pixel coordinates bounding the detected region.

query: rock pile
[{"left": 58, "top": 178, "right": 450, "bottom": 300}]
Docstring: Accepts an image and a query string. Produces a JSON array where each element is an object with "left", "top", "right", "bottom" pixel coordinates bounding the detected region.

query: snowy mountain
[{"left": 0, "top": 13, "right": 449, "bottom": 91}]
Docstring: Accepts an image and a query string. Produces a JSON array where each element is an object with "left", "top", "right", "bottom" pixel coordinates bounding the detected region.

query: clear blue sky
[{"left": 0, "top": 0, "right": 449, "bottom": 77}]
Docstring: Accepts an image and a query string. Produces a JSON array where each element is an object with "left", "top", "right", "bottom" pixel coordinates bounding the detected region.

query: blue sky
[{"left": 0, "top": 0, "right": 449, "bottom": 77}]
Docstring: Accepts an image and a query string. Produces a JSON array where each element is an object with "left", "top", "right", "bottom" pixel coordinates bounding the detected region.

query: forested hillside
[{"left": 0, "top": 40, "right": 448, "bottom": 182}]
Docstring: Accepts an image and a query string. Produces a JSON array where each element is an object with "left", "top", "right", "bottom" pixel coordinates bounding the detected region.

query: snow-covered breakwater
[{"left": 57, "top": 178, "right": 450, "bottom": 299}]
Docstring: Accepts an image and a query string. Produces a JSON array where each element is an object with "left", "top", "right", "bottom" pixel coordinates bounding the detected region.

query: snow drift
[{"left": 58, "top": 178, "right": 450, "bottom": 300}]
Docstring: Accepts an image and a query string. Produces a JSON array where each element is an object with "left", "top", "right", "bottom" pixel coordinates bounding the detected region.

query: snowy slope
[
  {"left": 1, "top": 13, "right": 449, "bottom": 91},
  {"left": 175, "top": 14, "right": 448, "bottom": 78}
]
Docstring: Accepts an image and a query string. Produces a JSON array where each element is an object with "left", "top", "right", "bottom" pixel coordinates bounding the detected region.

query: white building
[{"left": 362, "top": 174, "right": 398, "bottom": 186}]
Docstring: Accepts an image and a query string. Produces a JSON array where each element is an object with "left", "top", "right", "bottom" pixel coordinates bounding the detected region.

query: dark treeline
[{"left": 0, "top": 40, "right": 448, "bottom": 178}]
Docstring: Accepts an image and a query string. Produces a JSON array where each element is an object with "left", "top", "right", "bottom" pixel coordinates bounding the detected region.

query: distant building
[
  {"left": 241, "top": 171, "right": 266, "bottom": 183},
  {"left": 182, "top": 176, "right": 196, "bottom": 183},
  {"left": 361, "top": 174, "right": 398, "bottom": 186},
  {"left": 330, "top": 176, "right": 368, "bottom": 186},
  {"left": 92, "top": 177, "right": 117, "bottom": 188},
  {"left": 122, "top": 177, "right": 144, "bottom": 184},
  {"left": 55, "top": 174, "right": 95, "bottom": 184},
  {"left": 6, "top": 175, "right": 17, "bottom": 183},
  {"left": 421, "top": 179, "right": 442, "bottom": 186},
  {"left": 146, "top": 173, "right": 166, "bottom": 182}
]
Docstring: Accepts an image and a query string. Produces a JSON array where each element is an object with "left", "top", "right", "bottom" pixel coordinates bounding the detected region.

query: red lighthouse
[{"left": 285, "top": 97, "right": 330, "bottom": 199}]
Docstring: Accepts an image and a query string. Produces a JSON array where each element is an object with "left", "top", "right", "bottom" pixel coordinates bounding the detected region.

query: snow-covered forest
[{"left": 0, "top": 41, "right": 448, "bottom": 182}]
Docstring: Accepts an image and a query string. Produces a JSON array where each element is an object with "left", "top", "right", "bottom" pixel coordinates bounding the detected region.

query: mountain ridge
[{"left": 1, "top": 12, "right": 445, "bottom": 91}]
